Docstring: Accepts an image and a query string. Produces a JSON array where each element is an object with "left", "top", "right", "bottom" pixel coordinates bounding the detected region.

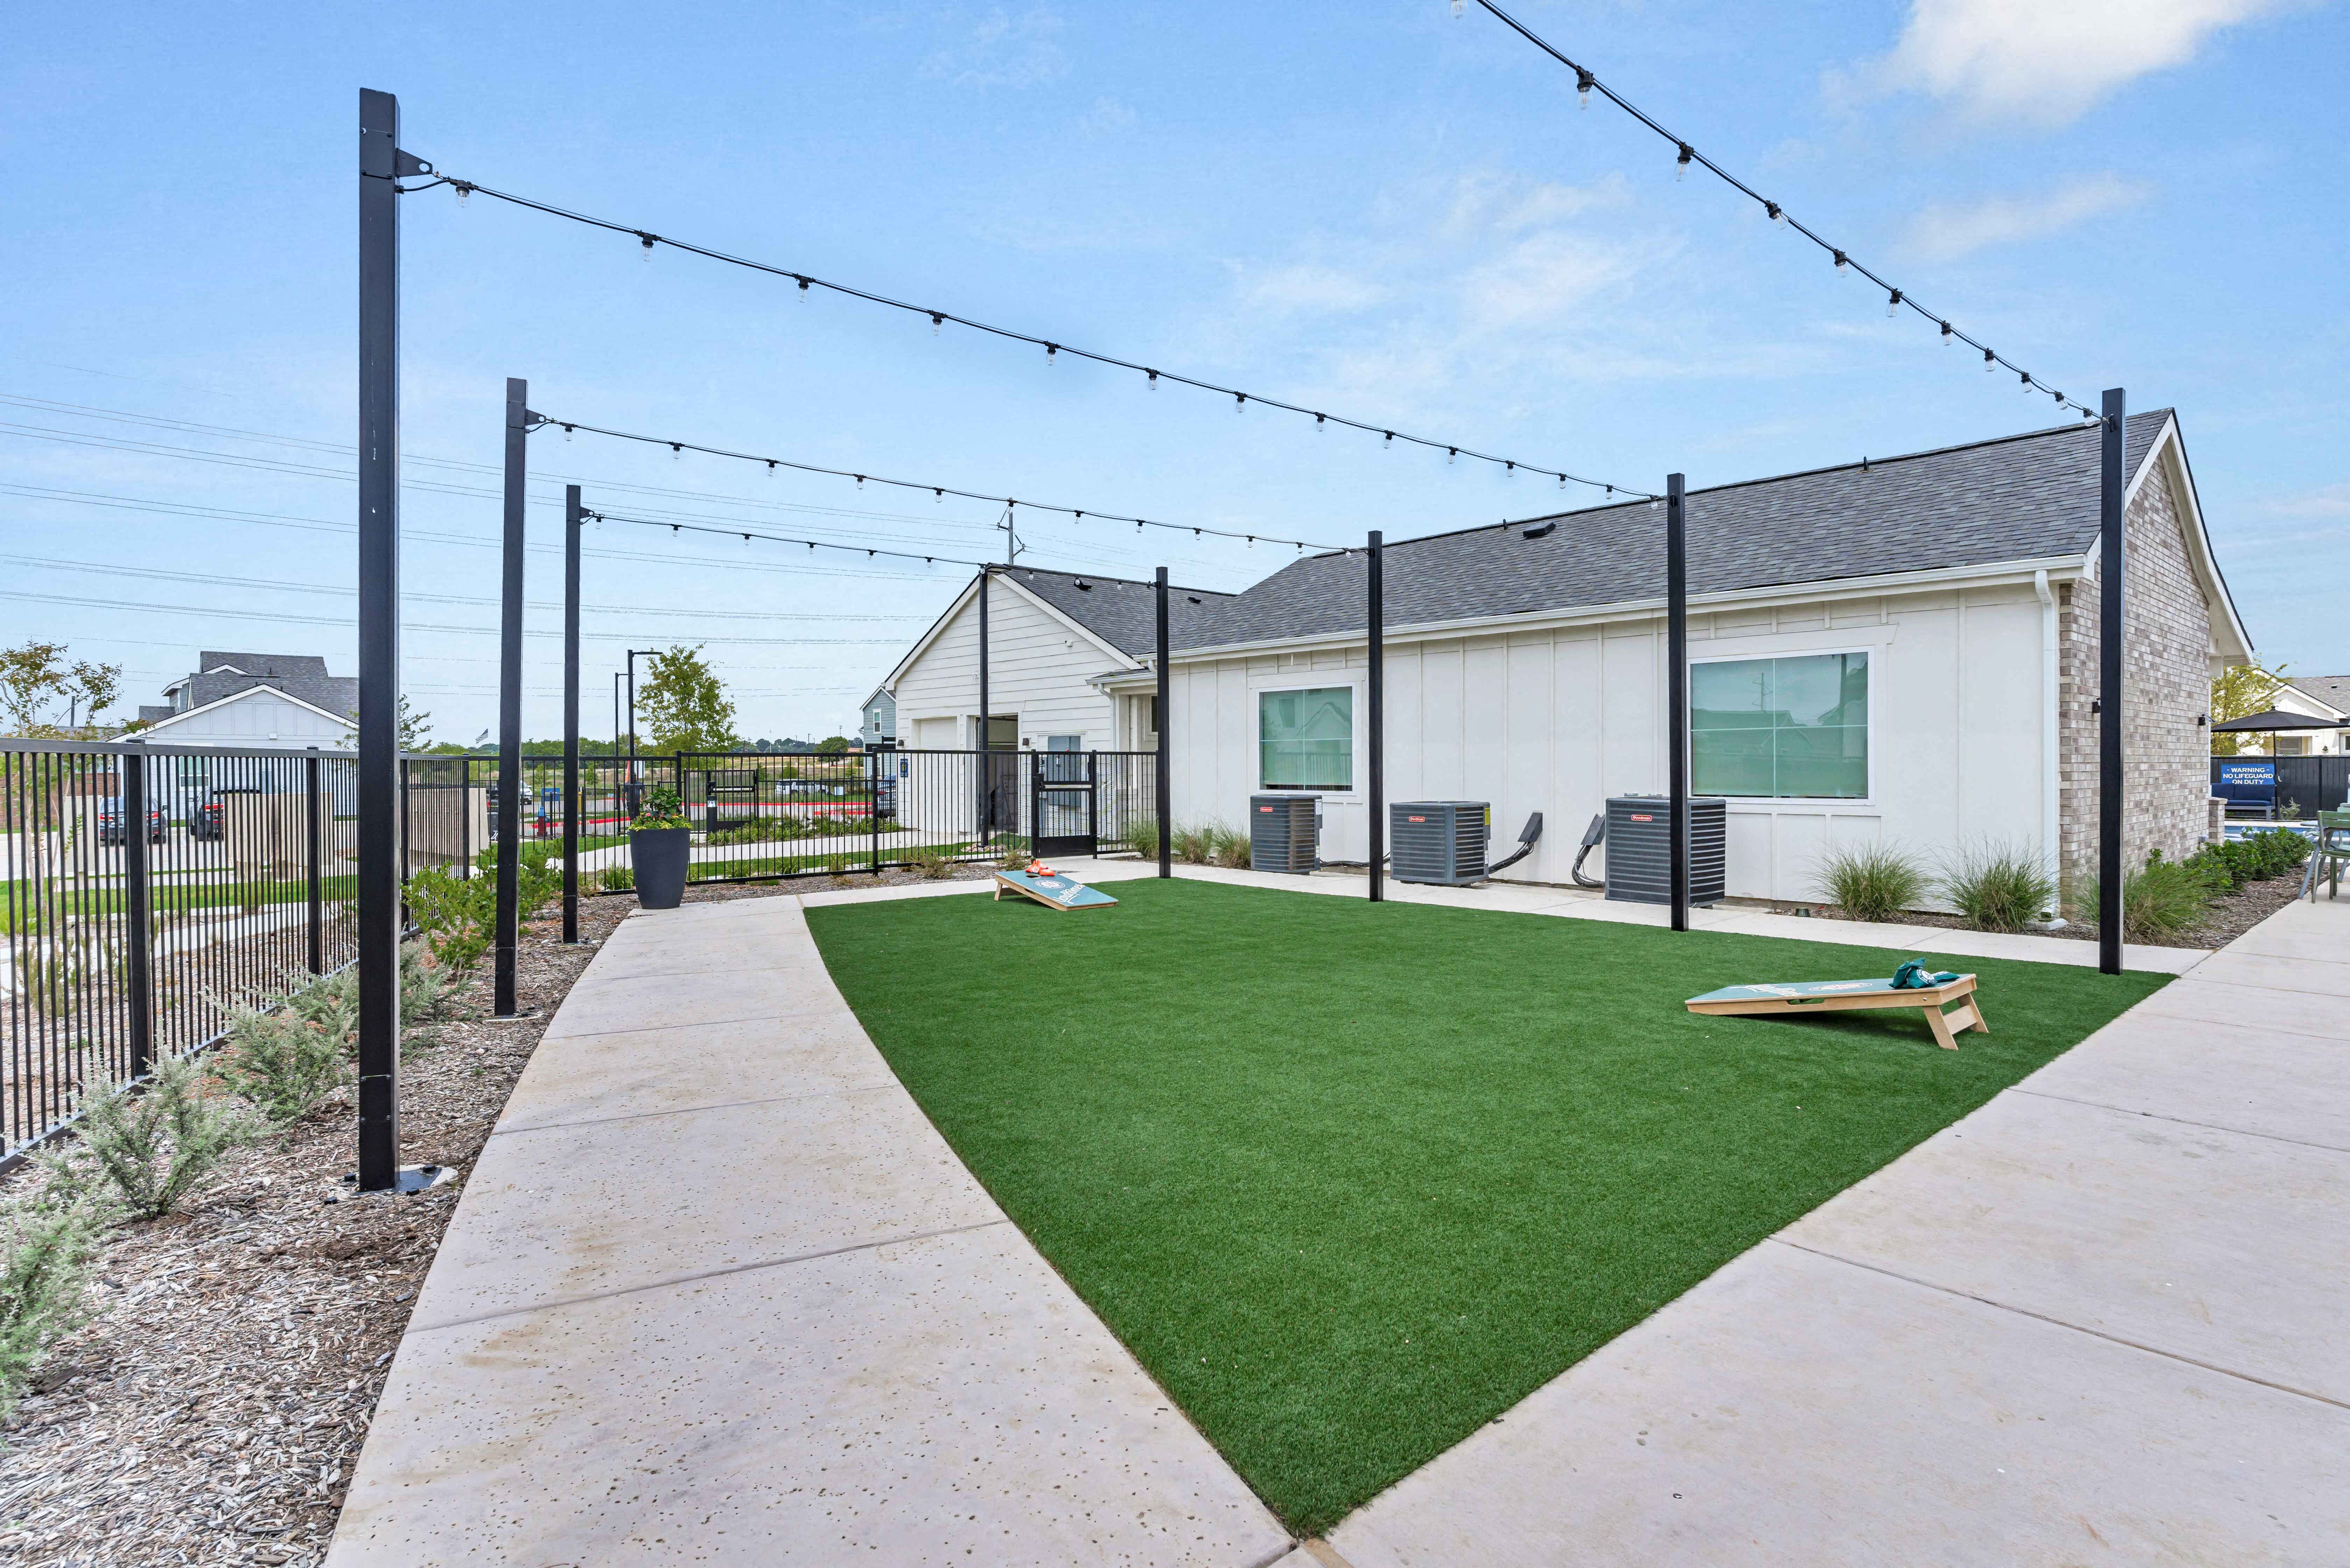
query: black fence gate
[
  {"left": 1030, "top": 750, "right": 1097, "bottom": 858},
  {"left": 2210, "top": 756, "right": 2350, "bottom": 817}
]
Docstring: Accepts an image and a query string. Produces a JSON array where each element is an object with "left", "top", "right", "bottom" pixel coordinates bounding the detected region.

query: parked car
[
  {"left": 98, "top": 807, "right": 167, "bottom": 845},
  {"left": 190, "top": 801, "right": 225, "bottom": 840}
]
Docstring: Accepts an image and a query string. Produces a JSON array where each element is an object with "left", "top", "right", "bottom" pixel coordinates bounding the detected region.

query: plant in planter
[{"left": 629, "top": 785, "right": 693, "bottom": 910}]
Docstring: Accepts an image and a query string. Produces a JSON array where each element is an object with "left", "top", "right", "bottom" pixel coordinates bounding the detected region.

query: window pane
[
  {"left": 1259, "top": 688, "right": 1353, "bottom": 790},
  {"left": 1688, "top": 653, "right": 1867, "bottom": 799}
]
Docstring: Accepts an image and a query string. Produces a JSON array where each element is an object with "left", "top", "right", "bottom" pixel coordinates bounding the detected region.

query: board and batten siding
[
  {"left": 1163, "top": 582, "right": 2057, "bottom": 903},
  {"left": 890, "top": 578, "right": 1127, "bottom": 752},
  {"left": 141, "top": 688, "right": 356, "bottom": 750}
]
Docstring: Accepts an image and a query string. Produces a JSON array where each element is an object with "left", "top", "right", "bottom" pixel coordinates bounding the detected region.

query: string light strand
[
  {"left": 1460, "top": 0, "right": 2098, "bottom": 420},
  {"left": 538, "top": 416, "right": 1349, "bottom": 554},
  {"left": 408, "top": 173, "right": 1657, "bottom": 498}
]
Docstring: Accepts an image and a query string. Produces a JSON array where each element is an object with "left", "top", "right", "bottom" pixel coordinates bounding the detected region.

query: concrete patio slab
[
  {"left": 415, "top": 1086, "right": 1004, "bottom": 1326},
  {"left": 1326, "top": 1241, "right": 2350, "bottom": 1568},
  {"left": 492, "top": 1012, "right": 889, "bottom": 1132},
  {"left": 1782, "top": 1089, "right": 2350, "bottom": 1404},
  {"left": 339, "top": 1224, "right": 1291, "bottom": 1568},
  {"left": 2015, "top": 1011, "right": 2350, "bottom": 1151},
  {"left": 2134, "top": 975, "right": 2350, "bottom": 1040},
  {"left": 2184, "top": 948, "right": 2350, "bottom": 997},
  {"left": 330, "top": 892, "right": 1289, "bottom": 1568}
]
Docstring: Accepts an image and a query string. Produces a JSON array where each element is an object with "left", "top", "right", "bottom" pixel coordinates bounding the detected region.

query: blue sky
[{"left": 5, "top": 0, "right": 2343, "bottom": 743}]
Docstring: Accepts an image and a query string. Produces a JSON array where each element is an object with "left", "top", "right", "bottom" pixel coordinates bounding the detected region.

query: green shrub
[
  {"left": 712, "top": 816, "right": 808, "bottom": 847},
  {"left": 404, "top": 866, "right": 492, "bottom": 972},
  {"left": 1814, "top": 843, "right": 1930, "bottom": 924},
  {"left": 216, "top": 974, "right": 352, "bottom": 1126},
  {"left": 1205, "top": 823, "right": 1252, "bottom": 869},
  {"left": 1940, "top": 842, "right": 2057, "bottom": 933},
  {"left": 75, "top": 1058, "right": 253, "bottom": 1220},
  {"left": 1118, "top": 817, "right": 1162, "bottom": 860},
  {"left": 904, "top": 844, "right": 958, "bottom": 880},
  {"left": 400, "top": 941, "right": 455, "bottom": 1029},
  {"left": 598, "top": 864, "right": 635, "bottom": 893},
  {"left": 2241, "top": 827, "right": 2312, "bottom": 879},
  {"left": 2071, "top": 854, "right": 2219, "bottom": 944},
  {"left": 1170, "top": 824, "right": 1216, "bottom": 865},
  {"left": 632, "top": 785, "right": 689, "bottom": 831},
  {"left": 0, "top": 1156, "right": 103, "bottom": 1421}
]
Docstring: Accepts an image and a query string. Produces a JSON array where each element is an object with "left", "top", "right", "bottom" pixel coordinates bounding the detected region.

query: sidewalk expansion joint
[
  {"left": 487, "top": 1081, "right": 903, "bottom": 1140},
  {"left": 538, "top": 1010, "right": 834, "bottom": 1042},
  {"left": 408, "top": 1218, "right": 1013, "bottom": 1336},
  {"left": 2169, "top": 975, "right": 2350, "bottom": 1003},
  {"left": 1769, "top": 1237, "right": 2350, "bottom": 1413},
  {"left": 2004, "top": 1086, "right": 2350, "bottom": 1156}
]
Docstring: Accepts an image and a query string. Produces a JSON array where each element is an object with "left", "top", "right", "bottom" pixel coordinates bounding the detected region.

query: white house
[
  {"left": 134, "top": 652, "right": 358, "bottom": 749},
  {"left": 2266, "top": 677, "right": 2350, "bottom": 756},
  {"left": 884, "top": 412, "right": 2253, "bottom": 903}
]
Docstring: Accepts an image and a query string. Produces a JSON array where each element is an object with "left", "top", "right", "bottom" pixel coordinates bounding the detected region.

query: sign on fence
[{"left": 2217, "top": 760, "right": 2276, "bottom": 788}]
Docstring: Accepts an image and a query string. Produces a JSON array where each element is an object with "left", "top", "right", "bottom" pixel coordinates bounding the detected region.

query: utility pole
[
  {"left": 355, "top": 88, "right": 405, "bottom": 1192},
  {"left": 562, "top": 485, "right": 583, "bottom": 944},
  {"left": 2098, "top": 390, "right": 2126, "bottom": 976},
  {"left": 493, "top": 378, "right": 529, "bottom": 1018},
  {"left": 1667, "top": 473, "right": 1689, "bottom": 934}
]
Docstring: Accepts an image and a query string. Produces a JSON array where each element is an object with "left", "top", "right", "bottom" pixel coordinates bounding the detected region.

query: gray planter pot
[{"left": 630, "top": 827, "right": 691, "bottom": 910}]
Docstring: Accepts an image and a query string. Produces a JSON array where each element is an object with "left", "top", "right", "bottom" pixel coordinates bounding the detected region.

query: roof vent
[
  {"left": 1521, "top": 522, "right": 1557, "bottom": 540},
  {"left": 1187, "top": 594, "right": 1201, "bottom": 604}
]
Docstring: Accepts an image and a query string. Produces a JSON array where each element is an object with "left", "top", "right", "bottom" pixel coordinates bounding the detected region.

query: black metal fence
[
  {"left": 2210, "top": 756, "right": 2350, "bottom": 817},
  {"left": 3, "top": 739, "right": 364, "bottom": 1161}
]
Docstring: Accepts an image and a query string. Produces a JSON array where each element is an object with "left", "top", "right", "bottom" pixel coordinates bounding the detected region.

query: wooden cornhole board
[
  {"left": 991, "top": 868, "right": 1118, "bottom": 912},
  {"left": 1685, "top": 973, "right": 1987, "bottom": 1050}
]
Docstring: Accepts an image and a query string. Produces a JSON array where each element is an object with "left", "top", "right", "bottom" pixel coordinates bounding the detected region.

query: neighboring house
[
  {"left": 2270, "top": 677, "right": 2350, "bottom": 756},
  {"left": 883, "top": 569, "right": 1234, "bottom": 754},
  {"left": 858, "top": 686, "right": 897, "bottom": 749},
  {"left": 890, "top": 411, "right": 2243, "bottom": 903},
  {"left": 134, "top": 652, "right": 359, "bottom": 749}
]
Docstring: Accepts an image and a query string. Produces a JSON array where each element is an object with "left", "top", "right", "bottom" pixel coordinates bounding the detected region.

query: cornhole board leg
[{"left": 1686, "top": 975, "right": 1986, "bottom": 1049}]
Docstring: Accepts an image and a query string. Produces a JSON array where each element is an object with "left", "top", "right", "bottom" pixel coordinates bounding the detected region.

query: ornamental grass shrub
[
  {"left": 904, "top": 844, "right": 959, "bottom": 880},
  {"left": 1940, "top": 842, "right": 2058, "bottom": 933},
  {"left": 1169, "top": 825, "right": 1216, "bottom": 865},
  {"left": 1813, "top": 843, "right": 1930, "bottom": 924},
  {"left": 0, "top": 1155, "right": 103, "bottom": 1422},
  {"left": 1121, "top": 817, "right": 1162, "bottom": 860},
  {"left": 1205, "top": 824, "right": 1252, "bottom": 869},
  {"left": 74, "top": 1058, "right": 253, "bottom": 1221},
  {"left": 2070, "top": 853, "right": 2218, "bottom": 944},
  {"left": 597, "top": 863, "right": 635, "bottom": 893}
]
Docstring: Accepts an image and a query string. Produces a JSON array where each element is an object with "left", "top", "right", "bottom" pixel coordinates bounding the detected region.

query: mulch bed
[
  {"left": 1771, "top": 869, "right": 2309, "bottom": 952},
  {"left": 0, "top": 866, "right": 994, "bottom": 1567}
]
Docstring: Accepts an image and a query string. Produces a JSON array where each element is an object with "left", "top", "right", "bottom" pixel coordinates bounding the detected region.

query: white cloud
[
  {"left": 1864, "top": 0, "right": 2298, "bottom": 125},
  {"left": 919, "top": 7, "right": 1068, "bottom": 90},
  {"left": 1460, "top": 232, "right": 1638, "bottom": 328},
  {"left": 1900, "top": 173, "right": 2154, "bottom": 260},
  {"left": 1078, "top": 95, "right": 1137, "bottom": 135},
  {"left": 1234, "top": 263, "right": 1391, "bottom": 314}
]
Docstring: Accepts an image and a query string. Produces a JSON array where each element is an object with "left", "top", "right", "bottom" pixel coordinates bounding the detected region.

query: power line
[
  {"left": 0, "top": 553, "right": 929, "bottom": 621},
  {"left": 1460, "top": 0, "right": 2098, "bottom": 420},
  {"left": 544, "top": 416, "right": 1347, "bottom": 555},
  {"left": 410, "top": 168, "right": 1656, "bottom": 500},
  {"left": 0, "top": 589, "right": 904, "bottom": 644}
]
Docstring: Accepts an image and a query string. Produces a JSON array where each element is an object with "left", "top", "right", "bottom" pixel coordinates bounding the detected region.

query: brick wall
[{"left": 2058, "top": 447, "right": 2214, "bottom": 878}]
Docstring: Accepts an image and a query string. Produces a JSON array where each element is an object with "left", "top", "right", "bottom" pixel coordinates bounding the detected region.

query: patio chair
[{"left": 2308, "top": 809, "right": 2350, "bottom": 902}]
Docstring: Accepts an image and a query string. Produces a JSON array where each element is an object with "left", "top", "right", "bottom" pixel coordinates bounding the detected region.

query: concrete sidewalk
[
  {"left": 327, "top": 894, "right": 1290, "bottom": 1567},
  {"left": 1310, "top": 888, "right": 2350, "bottom": 1567}
]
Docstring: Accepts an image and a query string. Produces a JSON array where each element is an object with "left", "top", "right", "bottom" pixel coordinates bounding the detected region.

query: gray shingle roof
[
  {"left": 172, "top": 651, "right": 358, "bottom": 719},
  {"left": 1177, "top": 412, "right": 2174, "bottom": 651},
  {"left": 999, "top": 568, "right": 1236, "bottom": 657},
  {"left": 2286, "top": 676, "right": 2350, "bottom": 716}
]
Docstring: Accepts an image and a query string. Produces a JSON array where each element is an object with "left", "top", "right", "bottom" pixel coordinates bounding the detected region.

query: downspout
[{"left": 2034, "top": 569, "right": 2064, "bottom": 923}]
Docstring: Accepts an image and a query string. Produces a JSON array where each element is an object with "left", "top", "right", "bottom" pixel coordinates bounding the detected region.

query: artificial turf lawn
[{"left": 806, "top": 879, "right": 2170, "bottom": 1534}]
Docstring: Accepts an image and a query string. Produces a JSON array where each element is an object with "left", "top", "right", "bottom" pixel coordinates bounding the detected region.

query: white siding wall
[
  {"left": 142, "top": 689, "right": 353, "bottom": 749},
  {"left": 891, "top": 580, "right": 1125, "bottom": 751},
  {"left": 1163, "top": 583, "right": 2054, "bottom": 903}
]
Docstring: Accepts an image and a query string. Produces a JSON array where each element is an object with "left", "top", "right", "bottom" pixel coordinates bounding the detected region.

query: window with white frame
[
  {"left": 1690, "top": 652, "right": 1870, "bottom": 799},
  {"left": 1258, "top": 687, "right": 1352, "bottom": 791}
]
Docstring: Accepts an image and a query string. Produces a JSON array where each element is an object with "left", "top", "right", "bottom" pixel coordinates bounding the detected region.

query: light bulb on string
[
  {"left": 1765, "top": 201, "right": 1786, "bottom": 226},
  {"left": 638, "top": 233, "right": 654, "bottom": 263},
  {"left": 930, "top": 313, "right": 942, "bottom": 336},
  {"left": 795, "top": 276, "right": 810, "bottom": 302},
  {"left": 1833, "top": 250, "right": 1849, "bottom": 277},
  {"left": 2020, "top": 371, "right": 2033, "bottom": 394},
  {"left": 1576, "top": 68, "right": 1593, "bottom": 109},
  {"left": 1675, "top": 144, "right": 1693, "bottom": 182},
  {"left": 1941, "top": 321, "right": 1954, "bottom": 347},
  {"left": 1145, "top": 369, "right": 1159, "bottom": 392},
  {"left": 1315, "top": 413, "right": 1326, "bottom": 432},
  {"left": 669, "top": 443, "right": 681, "bottom": 461},
  {"left": 1384, "top": 431, "right": 1395, "bottom": 450},
  {"left": 454, "top": 183, "right": 470, "bottom": 210},
  {"left": 562, "top": 424, "right": 574, "bottom": 443},
  {"left": 1886, "top": 290, "right": 1902, "bottom": 319},
  {"left": 1045, "top": 343, "right": 1057, "bottom": 366},
  {"left": 766, "top": 461, "right": 776, "bottom": 477},
  {"left": 1984, "top": 349, "right": 1996, "bottom": 373},
  {"left": 1235, "top": 393, "right": 1246, "bottom": 414},
  {"left": 1447, "top": 448, "right": 1457, "bottom": 465}
]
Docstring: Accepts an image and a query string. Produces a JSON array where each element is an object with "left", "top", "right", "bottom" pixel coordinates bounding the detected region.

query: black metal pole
[
  {"left": 2099, "top": 389, "right": 2126, "bottom": 975},
  {"left": 562, "top": 485, "right": 582, "bottom": 942},
  {"left": 1667, "top": 473, "right": 1689, "bottom": 934},
  {"left": 306, "top": 750, "right": 324, "bottom": 975},
  {"left": 977, "top": 568, "right": 992, "bottom": 847},
  {"left": 356, "top": 87, "right": 403, "bottom": 1192},
  {"left": 869, "top": 748, "right": 882, "bottom": 875},
  {"left": 1367, "top": 531, "right": 1384, "bottom": 903},
  {"left": 493, "top": 378, "right": 528, "bottom": 1017},
  {"left": 121, "top": 745, "right": 153, "bottom": 1080},
  {"left": 1155, "top": 566, "right": 1171, "bottom": 879}
]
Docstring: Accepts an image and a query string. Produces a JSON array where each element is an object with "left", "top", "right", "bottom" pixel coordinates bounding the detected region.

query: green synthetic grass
[{"left": 807, "top": 880, "right": 2167, "bottom": 1533}]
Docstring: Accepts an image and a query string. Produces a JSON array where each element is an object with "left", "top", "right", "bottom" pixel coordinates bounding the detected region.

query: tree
[
  {"left": 2210, "top": 659, "right": 2288, "bottom": 757},
  {"left": 636, "top": 646, "right": 740, "bottom": 755},
  {"left": 339, "top": 693, "right": 433, "bottom": 751},
  {"left": 815, "top": 735, "right": 854, "bottom": 755},
  {"left": 0, "top": 641, "right": 122, "bottom": 738}
]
